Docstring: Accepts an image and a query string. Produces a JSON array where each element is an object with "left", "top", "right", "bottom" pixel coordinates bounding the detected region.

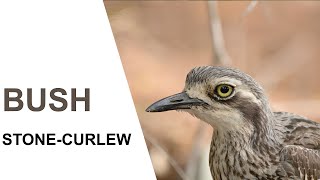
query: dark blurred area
[{"left": 104, "top": 1, "right": 320, "bottom": 180}]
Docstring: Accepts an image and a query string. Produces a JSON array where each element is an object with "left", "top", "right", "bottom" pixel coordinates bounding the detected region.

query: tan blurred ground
[{"left": 104, "top": 1, "right": 320, "bottom": 179}]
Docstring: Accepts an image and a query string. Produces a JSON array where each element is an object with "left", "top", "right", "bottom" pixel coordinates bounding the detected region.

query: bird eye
[{"left": 215, "top": 84, "right": 234, "bottom": 98}]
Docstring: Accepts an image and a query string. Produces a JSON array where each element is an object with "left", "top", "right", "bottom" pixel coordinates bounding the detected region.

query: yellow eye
[{"left": 215, "top": 84, "right": 234, "bottom": 98}]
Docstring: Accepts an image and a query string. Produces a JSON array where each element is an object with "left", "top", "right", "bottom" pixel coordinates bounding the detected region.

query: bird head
[{"left": 146, "top": 66, "right": 272, "bottom": 132}]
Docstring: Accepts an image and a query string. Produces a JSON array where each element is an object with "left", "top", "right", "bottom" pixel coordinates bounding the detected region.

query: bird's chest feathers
[{"left": 209, "top": 131, "right": 280, "bottom": 179}]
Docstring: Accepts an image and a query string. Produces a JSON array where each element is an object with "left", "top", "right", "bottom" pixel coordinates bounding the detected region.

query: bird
[{"left": 146, "top": 66, "right": 320, "bottom": 180}]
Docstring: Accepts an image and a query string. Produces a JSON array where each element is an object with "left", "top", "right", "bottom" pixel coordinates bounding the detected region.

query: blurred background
[{"left": 104, "top": 1, "right": 320, "bottom": 180}]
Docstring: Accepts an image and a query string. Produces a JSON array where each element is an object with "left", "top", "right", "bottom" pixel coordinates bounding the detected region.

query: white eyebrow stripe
[
  {"left": 216, "top": 81, "right": 237, "bottom": 87},
  {"left": 211, "top": 77, "right": 242, "bottom": 86},
  {"left": 237, "top": 89, "right": 261, "bottom": 105}
]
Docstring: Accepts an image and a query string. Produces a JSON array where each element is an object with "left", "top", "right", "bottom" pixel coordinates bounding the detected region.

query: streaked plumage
[{"left": 146, "top": 66, "right": 320, "bottom": 179}]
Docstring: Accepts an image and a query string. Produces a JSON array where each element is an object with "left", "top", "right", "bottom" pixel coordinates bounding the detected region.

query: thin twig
[
  {"left": 242, "top": 0, "right": 259, "bottom": 18},
  {"left": 255, "top": 52, "right": 307, "bottom": 91},
  {"left": 185, "top": 122, "right": 207, "bottom": 180},
  {"left": 144, "top": 132, "right": 190, "bottom": 180},
  {"left": 208, "top": 1, "right": 232, "bottom": 66}
]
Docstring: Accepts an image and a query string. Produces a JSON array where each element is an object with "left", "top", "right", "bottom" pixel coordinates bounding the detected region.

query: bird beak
[{"left": 146, "top": 92, "right": 206, "bottom": 112}]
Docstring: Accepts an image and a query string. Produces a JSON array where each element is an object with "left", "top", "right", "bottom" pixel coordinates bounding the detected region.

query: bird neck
[
  {"left": 211, "top": 105, "right": 281, "bottom": 155},
  {"left": 210, "top": 120, "right": 281, "bottom": 179},
  {"left": 250, "top": 104, "right": 281, "bottom": 150}
]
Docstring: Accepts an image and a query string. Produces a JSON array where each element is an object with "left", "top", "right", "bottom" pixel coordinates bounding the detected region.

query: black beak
[{"left": 146, "top": 92, "right": 206, "bottom": 112}]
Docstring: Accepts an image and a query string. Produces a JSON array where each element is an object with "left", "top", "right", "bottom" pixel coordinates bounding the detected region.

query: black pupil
[{"left": 220, "top": 86, "right": 229, "bottom": 94}]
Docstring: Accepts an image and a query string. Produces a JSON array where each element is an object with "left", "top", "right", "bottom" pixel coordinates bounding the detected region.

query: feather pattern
[
  {"left": 276, "top": 112, "right": 320, "bottom": 180},
  {"left": 207, "top": 112, "right": 320, "bottom": 179}
]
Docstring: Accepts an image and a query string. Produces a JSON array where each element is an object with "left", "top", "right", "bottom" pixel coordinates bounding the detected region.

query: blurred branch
[
  {"left": 208, "top": 1, "right": 231, "bottom": 66},
  {"left": 242, "top": 1, "right": 259, "bottom": 18},
  {"left": 144, "top": 132, "right": 190, "bottom": 180},
  {"left": 185, "top": 123, "right": 207, "bottom": 180},
  {"left": 255, "top": 53, "right": 307, "bottom": 91}
]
